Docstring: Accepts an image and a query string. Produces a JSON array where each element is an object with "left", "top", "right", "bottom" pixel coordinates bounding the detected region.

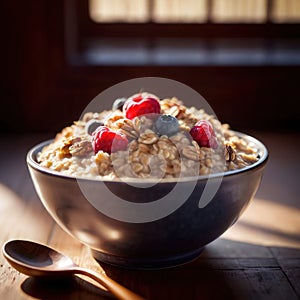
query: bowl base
[{"left": 91, "top": 247, "right": 204, "bottom": 270}]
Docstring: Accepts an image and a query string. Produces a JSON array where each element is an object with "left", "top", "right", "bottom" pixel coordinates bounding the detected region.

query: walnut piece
[{"left": 224, "top": 144, "right": 236, "bottom": 162}]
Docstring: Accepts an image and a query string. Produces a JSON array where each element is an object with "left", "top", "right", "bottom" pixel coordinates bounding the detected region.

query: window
[
  {"left": 90, "top": 0, "right": 208, "bottom": 23},
  {"left": 89, "top": 0, "right": 300, "bottom": 23},
  {"left": 66, "top": 0, "right": 300, "bottom": 66},
  {"left": 272, "top": 0, "right": 300, "bottom": 22}
]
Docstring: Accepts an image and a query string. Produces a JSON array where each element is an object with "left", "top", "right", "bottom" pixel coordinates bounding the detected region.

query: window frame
[{"left": 75, "top": 0, "right": 300, "bottom": 40}]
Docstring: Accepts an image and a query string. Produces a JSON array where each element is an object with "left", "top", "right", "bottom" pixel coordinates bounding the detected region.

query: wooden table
[{"left": 1, "top": 132, "right": 299, "bottom": 300}]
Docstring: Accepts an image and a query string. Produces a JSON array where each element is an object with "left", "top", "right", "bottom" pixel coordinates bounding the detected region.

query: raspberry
[
  {"left": 123, "top": 92, "right": 161, "bottom": 120},
  {"left": 92, "top": 126, "right": 128, "bottom": 154},
  {"left": 190, "top": 120, "right": 218, "bottom": 149},
  {"left": 155, "top": 114, "right": 179, "bottom": 136}
]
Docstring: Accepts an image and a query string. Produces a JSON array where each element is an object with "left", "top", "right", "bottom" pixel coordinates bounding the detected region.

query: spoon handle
[{"left": 75, "top": 267, "right": 145, "bottom": 300}]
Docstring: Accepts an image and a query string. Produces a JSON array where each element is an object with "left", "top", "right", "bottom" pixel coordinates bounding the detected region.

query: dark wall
[{"left": 1, "top": 1, "right": 299, "bottom": 134}]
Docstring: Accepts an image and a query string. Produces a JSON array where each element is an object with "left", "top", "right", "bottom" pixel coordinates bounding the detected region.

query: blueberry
[
  {"left": 112, "top": 97, "right": 127, "bottom": 111},
  {"left": 155, "top": 114, "right": 179, "bottom": 136},
  {"left": 85, "top": 119, "right": 104, "bottom": 135}
]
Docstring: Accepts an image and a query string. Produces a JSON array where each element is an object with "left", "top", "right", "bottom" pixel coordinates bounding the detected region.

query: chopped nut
[
  {"left": 224, "top": 144, "right": 236, "bottom": 162},
  {"left": 95, "top": 151, "right": 112, "bottom": 175},
  {"left": 69, "top": 139, "right": 93, "bottom": 156},
  {"left": 59, "top": 137, "right": 81, "bottom": 158}
]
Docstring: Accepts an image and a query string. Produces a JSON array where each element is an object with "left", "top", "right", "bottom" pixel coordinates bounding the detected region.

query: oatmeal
[{"left": 37, "top": 93, "right": 259, "bottom": 179}]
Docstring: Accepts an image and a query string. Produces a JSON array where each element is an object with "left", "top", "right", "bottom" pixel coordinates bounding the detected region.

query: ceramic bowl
[{"left": 27, "top": 131, "right": 268, "bottom": 269}]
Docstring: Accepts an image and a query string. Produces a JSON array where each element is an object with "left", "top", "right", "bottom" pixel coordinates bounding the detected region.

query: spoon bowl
[
  {"left": 3, "top": 240, "right": 76, "bottom": 277},
  {"left": 2, "top": 240, "right": 145, "bottom": 300}
]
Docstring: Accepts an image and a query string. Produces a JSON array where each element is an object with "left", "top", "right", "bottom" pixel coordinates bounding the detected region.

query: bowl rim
[{"left": 27, "top": 130, "right": 268, "bottom": 183}]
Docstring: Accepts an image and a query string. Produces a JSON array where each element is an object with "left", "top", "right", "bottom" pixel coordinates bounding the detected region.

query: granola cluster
[{"left": 37, "top": 96, "right": 259, "bottom": 180}]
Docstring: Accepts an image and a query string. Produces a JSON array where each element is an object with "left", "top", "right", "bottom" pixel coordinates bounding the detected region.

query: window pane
[
  {"left": 89, "top": 0, "right": 150, "bottom": 23},
  {"left": 271, "top": 0, "right": 300, "bottom": 23},
  {"left": 211, "top": 0, "right": 267, "bottom": 23},
  {"left": 152, "top": 0, "right": 208, "bottom": 23},
  {"left": 89, "top": 0, "right": 300, "bottom": 24}
]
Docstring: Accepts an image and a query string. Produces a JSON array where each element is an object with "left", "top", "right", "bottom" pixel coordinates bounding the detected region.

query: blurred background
[{"left": 1, "top": 0, "right": 300, "bottom": 134}]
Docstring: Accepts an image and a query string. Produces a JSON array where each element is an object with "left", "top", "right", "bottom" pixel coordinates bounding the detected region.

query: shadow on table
[
  {"left": 20, "top": 238, "right": 300, "bottom": 300},
  {"left": 21, "top": 276, "right": 114, "bottom": 300},
  {"left": 99, "top": 238, "right": 300, "bottom": 300}
]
